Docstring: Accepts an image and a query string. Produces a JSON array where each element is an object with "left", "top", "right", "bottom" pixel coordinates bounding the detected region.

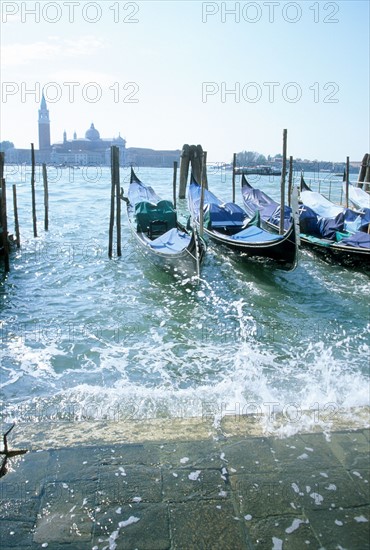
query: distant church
[{"left": 36, "top": 94, "right": 126, "bottom": 166}]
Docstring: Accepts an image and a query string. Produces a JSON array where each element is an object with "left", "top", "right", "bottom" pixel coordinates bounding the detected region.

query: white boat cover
[
  {"left": 343, "top": 183, "right": 370, "bottom": 210},
  {"left": 300, "top": 190, "right": 343, "bottom": 218},
  {"left": 145, "top": 228, "right": 191, "bottom": 254}
]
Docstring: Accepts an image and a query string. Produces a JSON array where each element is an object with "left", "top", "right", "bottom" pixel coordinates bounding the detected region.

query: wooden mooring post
[
  {"left": 1, "top": 183, "right": 10, "bottom": 271},
  {"left": 279, "top": 129, "right": 287, "bottom": 235},
  {"left": 1, "top": 152, "right": 10, "bottom": 272},
  {"left": 199, "top": 152, "right": 206, "bottom": 237},
  {"left": 364, "top": 153, "right": 370, "bottom": 190},
  {"left": 172, "top": 161, "right": 178, "bottom": 209},
  {"left": 201, "top": 150, "right": 208, "bottom": 190},
  {"left": 287, "top": 156, "right": 293, "bottom": 206},
  {"left": 42, "top": 163, "right": 49, "bottom": 231},
  {"left": 12, "top": 184, "right": 20, "bottom": 248},
  {"left": 179, "top": 144, "right": 190, "bottom": 199},
  {"left": 114, "top": 147, "right": 121, "bottom": 257},
  {"left": 357, "top": 153, "right": 369, "bottom": 188},
  {"left": 108, "top": 146, "right": 121, "bottom": 258},
  {"left": 345, "top": 156, "right": 350, "bottom": 208},
  {"left": 31, "top": 143, "right": 37, "bottom": 238},
  {"left": 232, "top": 153, "right": 237, "bottom": 203}
]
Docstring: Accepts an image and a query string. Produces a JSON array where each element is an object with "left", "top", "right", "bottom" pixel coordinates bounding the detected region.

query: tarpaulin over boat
[
  {"left": 318, "top": 213, "right": 344, "bottom": 240},
  {"left": 228, "top": 225, "right": 284, "bottom": 243},
  {"left": 343, "top": 183, "right": 370, "bottom": 210},
  {"left": 343, "top": 208, "right": 370, "bottom": 233},
  {"left": 340, "top": 232, "right": 370, "bottom": 248},
  {"left": 204, "top": 202, "right": 247, "bottom": 229},
  {"left": 242, "top": 184, "right": 291, "bottom": 229},
  {"left": 135, "top": 200, "right": 177, "bottom": 233},
  {"left": 299, "top": 205, "right": 322, "bottom": 236},
  {"left": 268, "top": 205, "right": 294, "bottom": 230},
  {"left": 300, "top": 190, "right": 343, "bottom": 218},
  {"left": 299, "top": 203, "right": 370, "bottom": 240},
  {"left": 149, "top": 228, "right": 191, "bottom": 253}
]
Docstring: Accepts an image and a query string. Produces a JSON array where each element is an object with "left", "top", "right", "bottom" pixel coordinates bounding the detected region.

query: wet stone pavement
[{"left": 0, "top": 418, "right": 369, "bottom": 549}]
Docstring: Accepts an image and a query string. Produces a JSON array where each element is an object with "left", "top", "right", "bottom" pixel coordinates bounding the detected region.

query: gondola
[
  {"left": 124, "top": 168, "right": 206, "bottom": 278},
  {"left": 188, "top": 175, "right": 297, "bottom": 270},
  {"left": 241, "top": 175, "right": 370, "bottom": 267},
  {"left": 299, "top": 179, "right": 370, "bottom": 266}
]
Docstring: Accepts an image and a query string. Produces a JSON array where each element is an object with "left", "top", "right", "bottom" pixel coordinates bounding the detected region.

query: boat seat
[{"left": 148, "top": 219, "right": 168, "bottom": 239}]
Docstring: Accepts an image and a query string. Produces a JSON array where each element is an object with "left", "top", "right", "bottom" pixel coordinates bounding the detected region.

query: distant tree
[
  {"left": 236, "top": 150, "right": 265, "bottom": 165},
  {"left": 0, "top": 141, "right": 14, "bottom": 152},
  {"left": 256, "top": 154, "right": 267, "bottom": 164}
]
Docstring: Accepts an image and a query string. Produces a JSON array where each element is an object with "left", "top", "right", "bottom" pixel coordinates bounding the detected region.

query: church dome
[{"left": 85, "top": 123, "right": 100, "bottom": 140}]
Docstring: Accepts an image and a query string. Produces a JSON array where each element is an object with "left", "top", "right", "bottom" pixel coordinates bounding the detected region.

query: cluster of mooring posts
[
  {"left": 357, "top": 153, "right": 370, "bottom": 191},
  {"left": 0, "top": 144, "right": 50, "bottom": 272},
  {"left": 178, "top": 144, "right": 209, "bottom": 236},
  {"left": 178, "top": 144, "right": 208, "bottom": 198}
]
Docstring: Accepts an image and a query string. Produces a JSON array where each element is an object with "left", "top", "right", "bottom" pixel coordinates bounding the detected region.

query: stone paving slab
[{"left": 0, "top": 416, "right": 369, "bottom": 549}]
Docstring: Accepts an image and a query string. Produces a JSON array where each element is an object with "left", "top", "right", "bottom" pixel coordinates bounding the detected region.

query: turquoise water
[{"left": 1, "top": 166, "right": 369, "bottom": 435}]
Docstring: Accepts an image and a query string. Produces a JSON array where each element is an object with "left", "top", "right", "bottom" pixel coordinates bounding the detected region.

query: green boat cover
[
  {"left": 135, "top": 200, "right": 177, "bottom": 233},
  {"left": 301, "top": 234, "right": 333, "bottom": 247}
]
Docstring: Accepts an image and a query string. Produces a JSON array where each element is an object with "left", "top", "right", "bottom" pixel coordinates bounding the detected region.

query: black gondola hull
[{"left": 189, "top": 179, "right": 298, "bottom": 271}]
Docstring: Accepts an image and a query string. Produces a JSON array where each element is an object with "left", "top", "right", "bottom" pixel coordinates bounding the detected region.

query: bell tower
[{"left": 38, "top": 92, "right": 51, "bottom": 150}]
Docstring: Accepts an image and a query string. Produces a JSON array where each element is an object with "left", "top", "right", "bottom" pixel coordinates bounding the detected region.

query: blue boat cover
[
  {"left": 189, "top": 182, "right": 250, "bottom": 228},
  {"left": 268, "top": 205, "right": 293, "bottom": 230},
  {"left": 340, "top": 232, "right": 370, "bottom": 249},
  {"left": 299, "top": 205, "right": 322, "bottom": 236},
  {"left": 204, "top": 202, "right": 247, "bottom": 228},
  {"left": 298, "top": 206, "right": 370, "bottom": 242},
  {"left": 148, "top": 228, "right": 191, "bottom": 253},
  {"left": 228, "top": 225, "right": 284, "bottom": 243},
  {"left": 242, "top": 186, "right": 291, "bottom": 229},
  {"left": 318, "top": 212, "right": 345, "bottom": 240}
]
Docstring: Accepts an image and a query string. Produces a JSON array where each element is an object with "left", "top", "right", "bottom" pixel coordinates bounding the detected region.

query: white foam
[
  {"left": 118, "top": 516, "right": 140, "bottom": 528},
  {"left": 286, "top": 518, "right": 308, "bottom": 533},
  {"left": 354, "top": 516, "right": 368, "bottom": 523}
]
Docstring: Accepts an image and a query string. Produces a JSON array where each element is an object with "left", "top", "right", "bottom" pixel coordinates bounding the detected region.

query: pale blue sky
[{"left": 1, "top": 1, "right": 369, "bottom": 162}]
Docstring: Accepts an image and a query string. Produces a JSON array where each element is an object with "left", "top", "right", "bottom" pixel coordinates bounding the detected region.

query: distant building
[
  {"left": 4, "top": 96, "right": 180, "bottom": 167},
  {"left": 38, "top": 93, "right": 51, "bottom": 152},
  {"left": 125, "top": 147, "right": 181, "bottom": 167},
  {"left": 50, "top": 124, "right": 126, "bottom": 166}
]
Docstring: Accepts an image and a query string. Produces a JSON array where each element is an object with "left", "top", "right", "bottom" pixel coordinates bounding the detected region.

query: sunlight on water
[{"left": 1, "top": 167, "right": 369, "bottom": 437}]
